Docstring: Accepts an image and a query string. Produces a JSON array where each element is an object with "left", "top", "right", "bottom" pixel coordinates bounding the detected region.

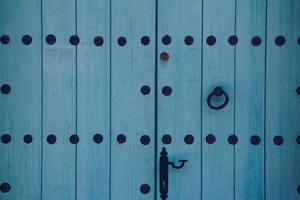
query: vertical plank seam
[
  {"left": 233, "top": 0, "right": 237, "bottom": 199},
  {"left": 40, "top": 0, "right": 44, "bottom": 199},
  {"left": 200, "top": 0, "right": 204, "bottom": 199},
  {"left": 264, "top": 0, "right": 268, "bottom": 199},
  {"left": 75, "top": 0, "right": 78, "bottom": 198},
  {"left": 109, "top": 0, "right": 112, "bottom": 199},
  {"left": 154, "top": 0, "right": 158, "bottom": 198}
]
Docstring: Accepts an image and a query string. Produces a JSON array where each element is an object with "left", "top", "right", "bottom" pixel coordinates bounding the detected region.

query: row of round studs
[
  {"left": 1, "top": 34, "right": 300, "bottom": 46},
  {"left": 1, "top": 182, "right": 300, "bottom": 195},
  {"left": 0, "top": 84, "right": 173, "bottom": 96},
  {"left": 2, "top": 84, "right": 300, "bottom": 97},
  {"left": 1, "top": 133, "right": 299, "bottom": 146},
  {"left": 1, "top": 180, "right": 300, "bottom": 195},
  {"left": 0, "top": 182, "right": 152, "bottom": 195}
]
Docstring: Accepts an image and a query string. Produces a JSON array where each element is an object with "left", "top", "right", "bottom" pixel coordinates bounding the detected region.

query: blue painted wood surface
[
  {"left": 157, "top": 0, "right": 202, "bottom": 199},
  {"left": 76, "top": 0, "right": 110, "bottom": 199},
  {"left": 0, "top": 0, "right": 299, "bottom": 199},
  {"left": 266, "top": 0, "right": 300, "bottom": 199},
  {"left": 202, "top": 0, "right": 235, "bottom": 199},
  {"left": 110, "top": 0, "right": 156, "bottom": 199},
  {"left": 0, "top": 0, "right": 42, "bottom": 199},
  {"left": 42, "top": 0, "right": 76, "bottom": 199},
  {"left": 235, "top": 1, "right": 266, "bottom": 199}
]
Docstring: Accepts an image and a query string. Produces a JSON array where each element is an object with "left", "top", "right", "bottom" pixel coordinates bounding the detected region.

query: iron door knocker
[{"left": 207, "top": 86, "right": 229, "bottom": 110}]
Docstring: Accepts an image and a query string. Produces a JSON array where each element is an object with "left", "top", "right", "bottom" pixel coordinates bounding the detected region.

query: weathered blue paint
[
  {"left": 235, "top": 1, "right": 266, "bottom": 199},
  {"left": 266, "top": 0, "right": 300, "bottom": 200},
  {"left": 0, "top": 0, "right": 299, "bottom": 200},
  {"left": 76, "top": 0, "right": 110, "bottom": 199},
  {"left": 0, "top": 0, "right": 42, "bottom": 199},
  {"left": 202, "top": 0, "right": 235, "bottom": 199},
  {"left": 110, "top": 0, "right": 156, "bottom": 199},
  {"left": 157, "top": 0, "right": 202, "bottom": 199},
  {"left": 42, "top": 0, "right": 76, "bottom": 199}
]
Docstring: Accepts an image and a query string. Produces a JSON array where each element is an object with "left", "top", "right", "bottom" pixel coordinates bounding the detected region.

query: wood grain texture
[
  {"left": 202, "top": 0, "right": 236, "bottom": 199},
  {"left": 266, "top": 0, "right": 300, "bottom": 199},
  {"left": 235, "top": 0, "right": 266, "bottom": 199},
  {"left": 0, "top": 0, "right": 42, "bottom": 199},
  {"left": 110, "top": 0, "right": 156, "bottom": 199},
  {"left": 76, "top": 0, "right": 111, "bottom": 199},
  {"left": 157, "top": 0, "right": 202, "bottom": 199},
  {"left": 42, "top": 0, "right": 76, "bottom": 199},
  {"left": 0, "top": 1, "right": 300, "bottom": 199}
]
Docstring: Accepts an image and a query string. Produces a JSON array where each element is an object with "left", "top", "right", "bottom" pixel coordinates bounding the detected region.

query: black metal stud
[
  {"left": 140, "top": 85, "right": 151, "bottom": 95},
  {"left": 69, "top": 35, "right": 80, "bottom": 46},
  {"left": 185, "top": 36, "right": 194, "bottom": 46},
  {"left": 252, "top": 36, "right": 262, "bottom": 46},
  {"left": 94, "top": 36, "right": 104, "bottom": 47},
  {"left": 296, "top": 87, "right": 300, "bottom": 95},
  {"left": 162, "top": 86, "right": 172, "bottom": 96},
  {"left": 228, "top": 35, "right": 238, "bottom": 45},
  {"left": 275, "top": 35, "right": 285, "bottom": 46},
  {"left": 140, "top": 135, "right": 150, "bottom": 145},
  {"left": 93, "top": 133, "right": 103, "bottom": 144},
  {"left": 184, "top": 134, "right": 194, "bottom": 145},
  {"left": 1, "top": 134, "right": 11, "bottom": 144},
  {"left": 141, "top": 36, "right": 150, "bottom": 46},
  {"left": 46, "top": 34, "right": 56, "bottom": 45},
  {"left": 297, "top": 185, "right": 300, "bottom": 194},
  {"left": 0, "top": 182, "right": 10, "bottom": 193},
  {"left": 160, "top": 52, "right": 169, "bottom": 61},
  {"left": 69, "top": 135, "right": 79, "bottom": 144},
  {"left": 296, "top": 136, "right": 300, "bottom": 145},
  {"left": 162, "top": 134, "right": 172, "bottom": 144},
  {"left": 273, "top": 135, "right": 283, "bottom": 146},
  {"left": 250, "top": 135, "right": 261, "bottom": 145},
  {"left": 140, "top": 184, "right": 151, "bottom": 194},
  {"left": 228, "top": 135, "right": 238, "bottom": 145},
  {"left": 22, "top": 35, "right": 32, "bottom": 45},
  {"left": 162, "top": 35, "right": 172, "bottom": 45},
  {"left": 23, "top": 134, "right": 33, "bottom": 144},
  {"left": 117, "top": 134, "right": 126, "bottom": 144},
  {"left": 1, "top": 84, "right": 11, "bottom": 94},
  {"left": 47, "top": 134, "right": 56, "bottom": 144},
  {"left": 206, "top": 35, "right": 216, "bottom": 46},
  {"left": 206, "top": 134, "right": 216, "bottom": 144},
  {"left": 118, "top": 37, "right": 127, "bottom": 46},
  {"left": 1, "top": 35, "right": 10, "bottom": 45},
  {"left": 298, "top": 37, "right": 300, "bottom": 45}
]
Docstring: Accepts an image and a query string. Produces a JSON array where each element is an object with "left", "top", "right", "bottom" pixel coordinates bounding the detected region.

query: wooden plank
[
  {"left": 0, "top": 0, "right": 42, "bottom": 199},
  {"left": 266, "top": 0, "right": 300, "bottom": 199},
  {"left": 42, "top": 0, "right": 76, "bottom": 199},
  {"left": 202, "top": 0, "right": 236, "bottom": 199},
  {"left": 76, "top": 0, "right": 110, "bottom": 199},
  {"left": 110, "top": 0, "right": 156, "bottom": 199},
  {"left": 235, "top": 1, "right": 266, "bottom": 199},
  {"left": 156, "top": 0, "right": 202, "bottom": 199}
]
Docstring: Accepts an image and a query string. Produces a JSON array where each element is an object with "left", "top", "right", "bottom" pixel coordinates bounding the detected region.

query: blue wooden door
[{"left": 0, "top": 0, "right": 300, "bottom": 200}]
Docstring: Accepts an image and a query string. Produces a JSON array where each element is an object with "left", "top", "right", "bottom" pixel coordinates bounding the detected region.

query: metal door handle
[
  {"left": 160, "top": 147, "right": 188, "bottom": 200},
  {"left": 207, "top": 87, "right": 229, "bottom": 110}
]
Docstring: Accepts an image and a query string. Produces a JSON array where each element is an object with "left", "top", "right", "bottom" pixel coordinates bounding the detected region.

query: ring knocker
[{"left": 207, "top": 87, "right": 229, "bottom": 110}]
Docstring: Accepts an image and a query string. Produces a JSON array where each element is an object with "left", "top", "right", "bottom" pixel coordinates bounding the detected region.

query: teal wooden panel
[
  {"left": 266, "top": 0, "right": 300, "bottom": 199},
  {"left": 202, "top": 0, "right": 235, "bottom": 200},
  {"left": 111, "top": 0, "right": 156, "bottom": 199},
  {"left": 0, "top": 0, "right": 42, "bottom": 199},
  {"left": 157, "top": 0, "right": 202, "bottom": 199},
  {"left": 76, "top": 0, "right": 110, "bottom": 199},
  {"left": 235, "top": 1, "right": 266, "bottom": 199},
  {"left": 42, "top": 0, "right": 76, "bottom": 199}
]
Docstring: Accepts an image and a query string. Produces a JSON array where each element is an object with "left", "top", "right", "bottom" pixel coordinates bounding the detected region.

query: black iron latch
[{"left": 160, "top": 147, "right": 188, "bottom": 200}]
